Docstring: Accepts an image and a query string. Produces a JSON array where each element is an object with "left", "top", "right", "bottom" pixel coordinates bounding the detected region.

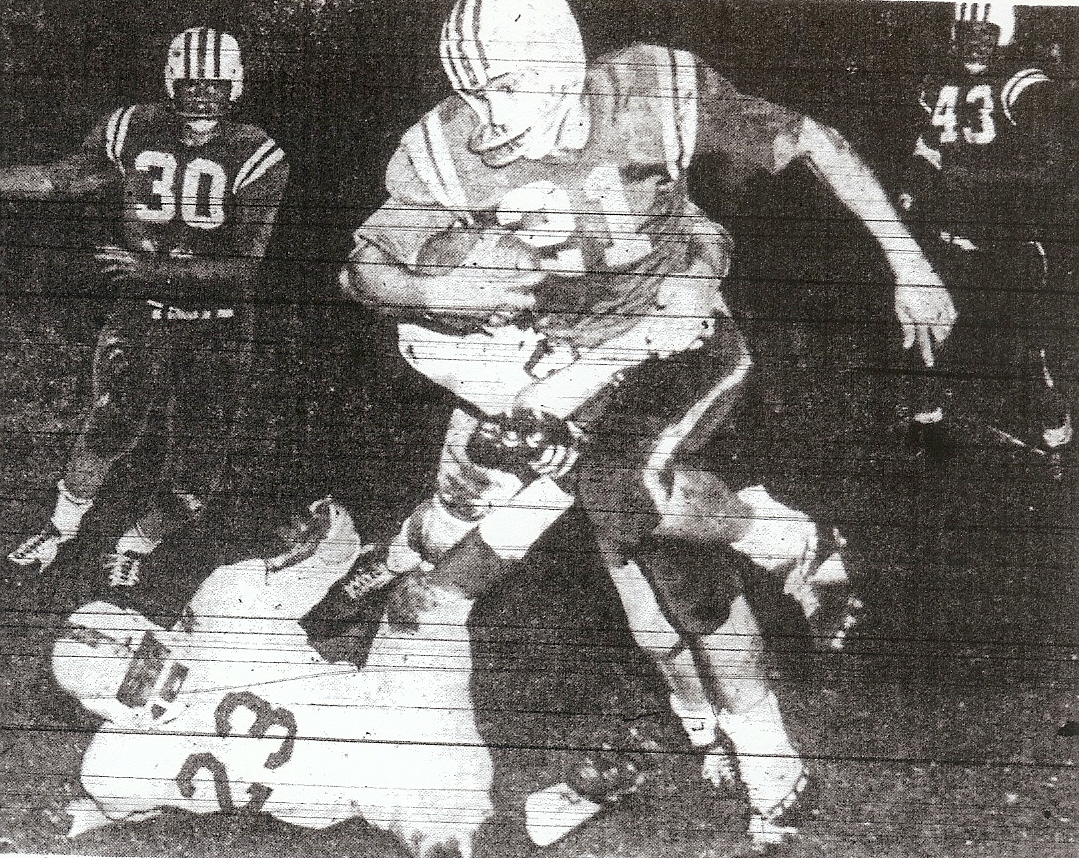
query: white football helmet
[
  {"left": 953, "top": 2, "right": 1016, "bottom": 72},
  {"left": 440, "top": 0, "right": 587, "bottom": 166},
  {"left": 53, "top": 601, "right": 185, "bottom": 726},
  {"left": 164, "top": 27, "right": 244, "bottom": 118}
]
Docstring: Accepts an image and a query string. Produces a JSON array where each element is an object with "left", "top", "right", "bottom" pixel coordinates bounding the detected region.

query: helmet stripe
[
  {"left": 183, "top": 30, "right": 194, "bottom": 79},
  {"left": 209, "top": 28, "right": 221, "bottom": 78},
  {"left": 193, "top": 27, "right": 203, "bottom": 79},
  {"left": 440, "top": 17, "right": 468, "bottom": 92},
  {"left": 467, "top": 0, "right": 487, "bottom": 85},
  {"left": 456, "top": 0, "right": 483, "bottom": 89}
]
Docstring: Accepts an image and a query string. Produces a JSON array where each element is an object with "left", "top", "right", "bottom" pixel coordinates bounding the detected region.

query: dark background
[{"left": 0, "top": 3, "right": 1076, "bottom": 857}]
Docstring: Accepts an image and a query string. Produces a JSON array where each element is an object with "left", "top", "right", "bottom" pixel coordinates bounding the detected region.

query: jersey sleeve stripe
[
  {"left": 105, "top": 106, "right": 136, "bottom": 168},
  {"left": 422, "top": 112, "right": 472, "bottom": 218},
  {"left": 650, "top": 46, "right": 683, "bottom": 180},
  {"left": 104, "top": 108, "right": 125, "bottom": 164},
  {"left": 672, "top": 48, "right": 699, "bottom": 173},
  {"left": 235, "top": 147, "right": 284, "bottom": 193},
  {"left": 1002, "top": 67, "right": 1049, "bottom": 124},
  {"left": 233, "top": 139, "right": 282, "bottom": 193}
]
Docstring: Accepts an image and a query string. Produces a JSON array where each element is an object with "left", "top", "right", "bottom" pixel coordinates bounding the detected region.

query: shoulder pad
[
  {"left": 1001, "top": 67, "right": 1050, "bottom": 124},
  {"left": 601, "top": 44, "right": 699, "bottom": 179}
]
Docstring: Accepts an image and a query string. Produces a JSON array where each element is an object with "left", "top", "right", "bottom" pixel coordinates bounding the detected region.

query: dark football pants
[
  {"left": 903, "top": 238, "right": 1071, "bottom": 437},
  {"left": 575, "top": 313, "right": 753, "bottom": 635},
  {"left": 64, "top": 300, "right": 247, "bottom": 536}
]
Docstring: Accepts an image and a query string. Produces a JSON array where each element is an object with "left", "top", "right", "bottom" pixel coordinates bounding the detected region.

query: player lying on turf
[
  {"left": 52, "top": 499, "right": 496, "bottom": 858},
  {"left": 339, "top": 0, "right": 956, "bottom": 844},
  {"left": 1, "top": 28, "right": 288, "bottom": 589}
]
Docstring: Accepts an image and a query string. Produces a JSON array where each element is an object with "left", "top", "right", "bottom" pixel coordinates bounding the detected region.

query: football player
[
  {"left": 1, "top": 27, "right": 289, "bottom": 587},
  {"left": 339, "top": 0, "right": 956, "bottom": 844},
  {"left": 897, "top": 2, "right": 1073, "bottom": 460},
  {"left": 54, "top": 499, "right": 495, "bottom": 858}
]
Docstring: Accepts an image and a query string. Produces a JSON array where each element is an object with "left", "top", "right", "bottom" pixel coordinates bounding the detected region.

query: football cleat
[
  {"left": 718, "top": 693, "right": 810, "bottom": 847},
  {"left": 466, "top": 412, "right": 580, "bottom": 481},
  {"left": 104, "top": 552, "right": 143, "bottom": 589},
  {"left": 785, "top": 528, "right": 864, "bottom": 653},
  {"left": 8, "top": 523, "right": 69, "bottom": 571},
  {"left": 564, "top": 724, "right": 661, "bottom": 804},
  {"left": 340, "top": 545, "right": 400, "bottom": 602}
]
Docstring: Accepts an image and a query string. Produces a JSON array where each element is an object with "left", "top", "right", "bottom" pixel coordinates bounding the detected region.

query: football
[{"left": 416, "top": 225, "right": 540, "bottom": 276}]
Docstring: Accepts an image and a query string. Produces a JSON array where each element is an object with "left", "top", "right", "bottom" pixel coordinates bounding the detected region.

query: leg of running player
[
  {"left": 575, "top": 311, "right": 816, "bottom": 836},
  {"left": 107, "top": 316, "right": 246, "bottom": 587},
  {"left": 8, "top": 311, "right": 157, "bottom": 570}
]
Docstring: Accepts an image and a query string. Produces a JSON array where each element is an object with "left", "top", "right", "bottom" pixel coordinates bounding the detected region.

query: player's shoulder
[
  {"left": 386, "top": 94, "right": 486, "bottom": 208},
  {"left": 219, "top": 119, "right": 288, "bottom": 193},
  {"left": 590, "top": 43, "right": 707, "bottom": 97},
  {"left": 93, "top": 102, "right": 164, "bottom": 161},
  {"left": 996, "top": 63, "right": 1053, "bottom": 120}
]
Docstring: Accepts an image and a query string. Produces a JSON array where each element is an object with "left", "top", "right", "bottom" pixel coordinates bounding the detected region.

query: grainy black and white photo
[{"left": 0, "top": 1, "right": 1075, "bottom": 856}]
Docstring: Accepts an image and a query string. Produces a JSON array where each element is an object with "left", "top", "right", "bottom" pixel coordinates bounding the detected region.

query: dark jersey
[
  {"left": 46, "top": 103, "right": 288, "bottom": 304},
  {"left": 356, "top": 44, "right": 801, "bottom": 347},
  {"left": 906, "top": 64, "right": 1070, "bottom": 243}
]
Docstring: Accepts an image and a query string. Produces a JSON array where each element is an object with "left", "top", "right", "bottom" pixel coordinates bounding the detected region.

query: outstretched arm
[
  {"left": 774, "top": 116, "right": 957, "bottom": 366},
  {"left": 0, "top": 151, "right": 117, "bottom": 199}
]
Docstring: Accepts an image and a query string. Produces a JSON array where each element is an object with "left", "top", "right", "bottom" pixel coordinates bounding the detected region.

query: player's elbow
[{"left": 339, "top": 242, "right": 425, "bottom": 316}]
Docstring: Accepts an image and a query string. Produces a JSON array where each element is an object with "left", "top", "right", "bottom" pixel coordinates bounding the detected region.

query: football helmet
[
  {"left": 439, "top": 0, "right": 587, "bottom": 166},
  {"left": 52, "top": 601, "right": 187, "bottom": 726},
  {"left": 953, "top": 2, "right": 1016, "bottom": 73},
  {"left": 164, "top": 27, "right": 244, "bottom": 119}
]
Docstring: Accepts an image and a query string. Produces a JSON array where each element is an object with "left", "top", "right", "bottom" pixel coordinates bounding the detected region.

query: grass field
[{"left": 0, "top": 277, "right": 1074, "bottom": 858}]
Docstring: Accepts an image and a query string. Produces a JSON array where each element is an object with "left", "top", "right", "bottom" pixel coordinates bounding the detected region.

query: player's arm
[
  {"left": 341, "top": 212, "right": 542, "bottom": 323},
  {"left": 0, "top": 151, "right": 117, "bottom": 199},
  {"left": 772, "top": 115, "right": 956, "bottom": 365},
  {"left": 97, "top": 154, "right": 289, "bottom": 296}
]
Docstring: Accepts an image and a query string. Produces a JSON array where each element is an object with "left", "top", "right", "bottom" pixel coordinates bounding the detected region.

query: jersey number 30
[{"left": 134, "top": 150, "right": 228, "bottom": 230}]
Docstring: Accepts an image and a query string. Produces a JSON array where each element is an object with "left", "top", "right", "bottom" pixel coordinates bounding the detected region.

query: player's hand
[
  {"left": 894, "top": 266, "right": 956, "bottom": 368},
  {"left": 95, "top": 244, "right": 155, "bottom": 283},
  {"left": 444, "top": 228, "right": 545, "bottom": 321}
]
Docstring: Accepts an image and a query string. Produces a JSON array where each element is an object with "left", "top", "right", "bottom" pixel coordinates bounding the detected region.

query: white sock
[
  {"left": 114, "top": 523, "right": 161, "bottom": 557},
  {"left": 50, "top": 480, "right": 93, "bottom": 539}
]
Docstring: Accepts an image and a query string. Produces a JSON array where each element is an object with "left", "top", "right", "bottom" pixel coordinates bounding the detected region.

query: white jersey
[{"left": 59, "top": 540, "right": 493, "bottom": 857}]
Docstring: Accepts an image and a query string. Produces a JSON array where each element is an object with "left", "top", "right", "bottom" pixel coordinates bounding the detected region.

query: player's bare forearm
[
  {"left": 0, "top": 159, "right": 115, "bottom": 199},
  {"left": 773, "top": 116, "right": 956, "bottom": 364},
  {"left": 340, "top": 238, "right": 537, "bottom": 320},
  {"left": 339, "top": 241, "right": 429, "bottom": 315},
  {"left": 0, "top": 165, "right": 60, "bottom": 199},
  {"left": 776, "top": 117, "right": 940, "bottom": 285}
]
